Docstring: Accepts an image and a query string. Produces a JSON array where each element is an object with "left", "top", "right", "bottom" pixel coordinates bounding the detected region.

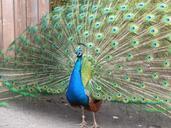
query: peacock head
[{"left": 75, "top": 47, "right": 83, "bottom": 57}]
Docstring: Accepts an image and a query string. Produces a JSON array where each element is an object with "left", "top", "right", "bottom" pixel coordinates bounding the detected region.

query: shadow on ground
[{"left": 0, "top": 97, "right": 170, "bottom": 128}]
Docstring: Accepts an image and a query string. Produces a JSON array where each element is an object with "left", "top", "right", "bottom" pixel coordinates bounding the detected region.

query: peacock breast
[{"left": 66, "top": 57, "right": 90, "bottom": 107}]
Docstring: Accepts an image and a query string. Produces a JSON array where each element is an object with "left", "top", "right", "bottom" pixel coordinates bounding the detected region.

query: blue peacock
[{"left": 0, "top": 0, "right": 171, "bottom": 128}]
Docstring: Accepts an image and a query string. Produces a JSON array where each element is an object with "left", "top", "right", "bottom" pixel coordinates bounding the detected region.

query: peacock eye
[{"left": 148, "top": 16, "right": 151, "bottom": 19}]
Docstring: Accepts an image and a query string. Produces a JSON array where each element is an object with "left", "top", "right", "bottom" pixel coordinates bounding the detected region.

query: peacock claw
[
  {"left": 80, "top": 120, "right": 88, "bottom": 128},
  {"left": 92, "top": 123, "right": 101, "bottom": 128}
]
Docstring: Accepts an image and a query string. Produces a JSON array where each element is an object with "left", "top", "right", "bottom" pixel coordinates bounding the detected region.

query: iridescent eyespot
[
  {"left": 127, "top": 53, "right": 133, "bottom": 61},
  {"left": 108, "top": 15, "right": 117, "bottom": 23},
  {"left": 80, "top": 5, "right": 88, "bottom": 12},
  {"left": 152, "top": 72, "right": 159, "bottom": 80},
  {"left": 92, "top": 5, "right": 98, "bottom": 12},
  {"left": 145, "top": 54, "right": 154, "bottom": 62},
  {"left": 88, "top": 14, "right": 96, "bottom": 23},
  {"left": 67, "top": 36, "right": 74, "bottom": 43},
  {"left": 94, "top": 22, "right": 102, "bottom": 29},
  {"left": 66, "top": 22, "right": 73, "bottom": 29},
  {"left": 131, "top": 39, "right": 139, "bottom": 47},
  {"left": 136, "top": 67, "right": 144, "bottom": 73},
  {"left": 95, "top": 48, "right": 101, "bottom": 54},
  {"left": 129, "top": 24, "right": 139, "bottom": 34},
  {"left": 148, "top": 26, "right": 159, "bottom": 36},
  {"left": 54, "top": 7, "right": 64, "bottom": 13},
  {"left": 86, "top": 42, "right": 94, "bottom": 49},
  {"left": 138, "top": 82, "right": 145, "bottom": 88},
  {"left": 124, "top": 13, "right": 135, "bottom": 21},
  {"left": 123, "top": 98, "right": 129, "bottom": 103},
  {"left": 157, "top": 3, "right": 168, "bottom": 11},
  {"left": 163, "top": 60, "right": 170, "bottom": 67},
  {"left": 117, "top": 93, "right": 122, "bottom": 97},
  {"left": 162, "top": 16, "right": 171, "bottom": 25},
  {"left": 66, "top": 13, "right": 74, "bottom": 20},
  {"left": 83, "top": 31, "right": 90, "bottom": 38},
  {"left": 77, "top": 24, "right": 84, "bottom": 32},
  {"left": 95, "top": 33, "right": 104, "bottom": 41},
  {"left": 112, "top": 83, "right": 119, "bottom": 87},
  {"left": 96, "top": 86, "right": 102, "bottom": 91},
  {"left": 111, "top": 26, "right": 119, "bottom": 34},
  {"left": 145, "top": 14, "right": 155, "bottom": 22},
  {"left": 107, "top": 96, "right": 112, "bottom": 101},
  {"left": 119, "top": 5, "right": 128, "bottom": 11},
  {"left": 136, "top": 2, "right": 146, "bottom": 9},
  {"left": 124, "top": 75, "right": 131, "bottom": 82},
  {"left": 111, "top": 40, "right": 119, "bottom": 48},
  {"left": 151, "top": 40, "right": 160, "bottom": 48},
  {"left": 103, "top": 7, "right": 112, "bottom": 15},
  {"left": 162, "top": 80, "right": 169, "bottom": 87},
  {"left": 105, "top": 55, "right": 112, "bottom": 61},
  {"left": 79, "top": 13, "right": 86, "bottom": 20}
]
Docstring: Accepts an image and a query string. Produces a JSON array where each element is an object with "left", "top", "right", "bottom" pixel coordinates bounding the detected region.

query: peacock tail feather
[{"left": 0, "top": 0, "right": 171, "bottom": 117}]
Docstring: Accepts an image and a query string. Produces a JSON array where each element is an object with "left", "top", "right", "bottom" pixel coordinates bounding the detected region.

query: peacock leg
[
  {"left": 92, "top": 112, "right": 100, "bottom": 128},
  {"left": 80, "top": 106, "right": 88, "bottom": 128}
]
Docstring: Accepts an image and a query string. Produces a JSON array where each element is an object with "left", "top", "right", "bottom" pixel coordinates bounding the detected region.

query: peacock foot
[
  {"left": 80, "top": 120, "right": 88, "bottom": 128},
  {"left": 92, "top": 123, "right": 101, "bottom": 128},
  {"left": 92, "top": 112, "right": 100, "bottom": 128}
]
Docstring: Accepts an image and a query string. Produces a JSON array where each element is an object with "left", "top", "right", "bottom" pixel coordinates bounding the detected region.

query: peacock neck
[{"left": 73, "top": 57, "right": 82, "bottom": 72}]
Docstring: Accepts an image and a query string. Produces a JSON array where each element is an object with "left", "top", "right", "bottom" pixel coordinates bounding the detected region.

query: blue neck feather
[{"left": 74, "top": 57, "right": 82, "bottom": 71}]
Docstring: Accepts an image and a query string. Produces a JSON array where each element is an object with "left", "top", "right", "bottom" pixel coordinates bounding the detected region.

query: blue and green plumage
[
  {"left": 0, "top": 0, "right": 171, "bottom": 125},
  {"left": 66, "top": 56, "right": 89, "bottom": 107}
]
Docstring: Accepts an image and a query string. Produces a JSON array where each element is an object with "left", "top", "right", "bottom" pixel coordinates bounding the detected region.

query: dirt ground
[{"left": 0, "top": 97, "right": 171, "bottom": 128}]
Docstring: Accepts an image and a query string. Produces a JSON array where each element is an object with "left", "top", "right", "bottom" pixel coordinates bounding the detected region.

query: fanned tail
[
  {"left": 0, "top": 10, "right": 75, "bottom": 103},
  {"left": 0, "top": 0, "right": 171, "bottom": 118},
  {"left": 66, "top": 0, "right": 171, "bottom": 117},
  {"left": 0, "top": 80, "right": 21, "bottom": 106}
]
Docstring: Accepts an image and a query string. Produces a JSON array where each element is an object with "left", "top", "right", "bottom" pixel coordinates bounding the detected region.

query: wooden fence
[{"left": 0, "top": 0, "right": 49, "bottom": 51}]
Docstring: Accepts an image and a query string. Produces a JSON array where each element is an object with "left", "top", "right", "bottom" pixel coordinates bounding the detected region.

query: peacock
[{"left": 0, "top": 0, "right": 171, "bottom": 128}]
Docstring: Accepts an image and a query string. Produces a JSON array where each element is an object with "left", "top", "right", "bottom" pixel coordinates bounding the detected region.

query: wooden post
[
  {"left": 14, "top": 0, "right": 27, "bottom": 37},
  {"left": 0, "top": 0, "right": 49, "bottom": 51},
  {"left": 26, "top": 0, "right": 39, "bottom": 26},
  {"left": 2, "top": 0, "right": 14, "bottom": 51},
  {"left": 38, "top": 0, "right": 49, "bottom": 22},
  {"left": 0, "top": 0, "right": 3, "bottom": 50}
]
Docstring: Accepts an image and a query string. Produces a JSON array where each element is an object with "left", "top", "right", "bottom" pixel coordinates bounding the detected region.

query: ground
[{"left": 0, "top": 97, "right": 171, "bottom": 128}]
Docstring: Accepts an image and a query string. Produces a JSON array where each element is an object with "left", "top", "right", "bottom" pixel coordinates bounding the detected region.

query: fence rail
[{"left": 0, "top": 0, "right": 49, "bottom": 51}]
